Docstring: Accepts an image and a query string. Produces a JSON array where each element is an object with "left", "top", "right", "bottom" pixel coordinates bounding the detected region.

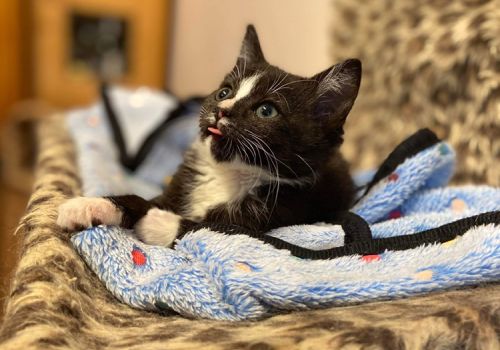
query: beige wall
[{"left": 168, "top": 0, "right": 333, "bottom": 98}]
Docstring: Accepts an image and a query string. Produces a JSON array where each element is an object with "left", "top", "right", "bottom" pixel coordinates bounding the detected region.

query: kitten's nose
[{"left": 217, "top": 109, "right": 229, "bottom": 120}]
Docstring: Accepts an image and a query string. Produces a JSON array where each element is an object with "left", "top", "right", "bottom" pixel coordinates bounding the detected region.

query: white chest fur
[{"left": 184, "top": 137, "right": 268, "bottom": 221}]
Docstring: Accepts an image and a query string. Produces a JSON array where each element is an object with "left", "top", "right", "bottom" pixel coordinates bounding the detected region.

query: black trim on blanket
[
  {"left": 359, "top": 128, "right": 441, "bottom": 199},
  {"left": 189, "top": 211, "right": 499, "bottom": 260},
  {"left": 132, "top": 97, "right": 203, "bottom": 169},
  {"left": 100, "top": 84, "right": 203, "bottom": 171},
  {"left": 101, "top": 84, "right": 132, "bottom": 169},
  {"left": 323, "top": 211, "right": 373, "bottom": 244}
]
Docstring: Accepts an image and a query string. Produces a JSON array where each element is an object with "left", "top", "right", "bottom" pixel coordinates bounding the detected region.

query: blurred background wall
[
  {"left": 0, "top": 0, "right": 333, "bottom": 117},
  {"left": 168, "top": 0, "right": 332, "bottom": 97}
]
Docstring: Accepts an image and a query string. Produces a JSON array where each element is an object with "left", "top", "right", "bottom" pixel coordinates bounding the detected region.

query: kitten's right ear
[
  {"left": 237, "top": 25, "right": 265, "bottom": 64},
  {"left": 312, "top": 59, "right": 362, "bottom": 124}
]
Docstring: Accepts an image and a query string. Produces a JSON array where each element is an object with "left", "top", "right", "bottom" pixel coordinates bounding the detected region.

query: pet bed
[
  {"left": 66, "top": 97, "right": 498, "bottom": 320},
  {"left": 1, "top": 116, "right": 499, "bottom": 350}
]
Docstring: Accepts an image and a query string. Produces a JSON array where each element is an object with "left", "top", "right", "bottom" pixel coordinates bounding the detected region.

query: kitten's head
[{"left": 200, "top": 25, "right": 361, "bottom": 179}]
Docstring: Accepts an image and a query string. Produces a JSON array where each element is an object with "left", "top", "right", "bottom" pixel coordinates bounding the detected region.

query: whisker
[
  {"left": 240, "top": 138, "right": 266, "bottom": 192},
  {"left": 274, "top": 91, "right": 290, "bottom": 113},
  {"left": 295, "top": 154, "right": 318, "bottom": 184},
  {"left": 245, "top": 129, "right": 300, "bottom": 178},
  {"left": 234, "top": 63, "right": 242, "bottom": 81},
  {"left": 272, "top": 78, "right": 315, "bottom": 94},
  {"left": 232, "top": 133, "right": 273, "bottom": 222},
  {"left": 243, "top": 131, "right": 282, "bottom": 215},
  {"left": 266, "top": 72, "right": 288, "bottom": 95},
  {"left": 242, "top": 58, "right": 247, "bottom": 78},
  {"left": 238, "top": 131, "right": 277, "bottom": 211}
]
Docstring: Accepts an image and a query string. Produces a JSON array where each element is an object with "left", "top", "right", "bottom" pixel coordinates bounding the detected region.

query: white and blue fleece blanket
[
  {"left": 68, "top": 91, "right": 500, "bottom": 320},
  {"left": 66, "top": 85, "right": 199, "bottom": 199}
]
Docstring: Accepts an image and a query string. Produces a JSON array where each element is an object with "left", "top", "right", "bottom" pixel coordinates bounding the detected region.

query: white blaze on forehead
[{"left": 218, "top": 74, "right": 261, "bottom": 109}]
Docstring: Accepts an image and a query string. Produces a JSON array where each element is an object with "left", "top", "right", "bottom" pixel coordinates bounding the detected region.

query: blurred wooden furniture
[
  {"left": 0, "top": 184, "right": 27, "bottom": 322},
  {"left": 0, "top": 0, "right": 29, "bottom": 323},
  {"left": 32, "top": 0, "right": 170, "bottom": 107},
  {"left": 0, "top": 1, "right": 27, "bottom": 125},
  {"left": 1, "top": 101, "right": 57, "bottom": 194}
]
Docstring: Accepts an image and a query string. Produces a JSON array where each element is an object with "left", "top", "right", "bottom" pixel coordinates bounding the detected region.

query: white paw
[
  {"left": 57, "top": 197, "right": 122, "bottom": 230},
  {"left": 135, "top": 208, "right": 181, "bottom": 246}
]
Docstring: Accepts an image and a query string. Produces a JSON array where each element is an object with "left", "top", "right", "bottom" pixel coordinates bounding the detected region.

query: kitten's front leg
[
  {"left": 57, "top": 195, "right": 189, "bottom": 247},
  {"left": 135, "top": 208, "right": 183, "bottom": 246},
  {"left": 57, "top": 197, "right": 124, "bottom": 230},
  {"left": 57, "top": 195, "right": 153, "bottom": 230}
]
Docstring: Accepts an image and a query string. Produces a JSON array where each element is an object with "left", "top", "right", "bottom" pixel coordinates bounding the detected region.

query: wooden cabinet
[
  {"left": 32, "top": 0, "right": 170, "bottom": 107},
  {"left": 0, "top": 1, "right": 26, "bottom": 124},
  {"left": 1, "top": 0, "right": 171, "bottom": 113}
]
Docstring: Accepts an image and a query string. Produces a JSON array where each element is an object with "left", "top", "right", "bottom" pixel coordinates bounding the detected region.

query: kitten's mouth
[{"left": 207, "top": 127, "right": 223, "bottom": 141}]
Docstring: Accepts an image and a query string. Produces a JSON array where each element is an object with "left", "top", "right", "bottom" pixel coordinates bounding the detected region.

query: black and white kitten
[{"left": 57, "top": 25, "right": 361, "bottom": 247}]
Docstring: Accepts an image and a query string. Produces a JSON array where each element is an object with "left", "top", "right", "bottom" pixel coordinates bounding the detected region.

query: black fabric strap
[
  {"left": 101, "top": 84, "right": 133, "bottom": 169},
  {"left": 360, "top": 128, "right": 440, "bottom": 198},
  {"left": 100, "top": 84, "right": 203, "bottom": 171},
  {"left": 190, "top": 211, "right": 499, "bottom": 260},
  {"left": 322, "top": 211, "right": 372, "bottom": 244},
  {"left": 132, "top": 97, "right": 203, "bottom": 169}
]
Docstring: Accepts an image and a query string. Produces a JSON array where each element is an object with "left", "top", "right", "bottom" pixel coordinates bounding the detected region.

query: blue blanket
[
  {"left": 71, "top": 139, "right": 500, "bottom": 320},
  {"left": 66, "top": 86, "right": 199, "bottom": 199}
]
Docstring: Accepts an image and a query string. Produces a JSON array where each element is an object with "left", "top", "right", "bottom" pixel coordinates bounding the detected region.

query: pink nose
[{"left": 218, "top": 109, "right": 228, "bottom": 119}]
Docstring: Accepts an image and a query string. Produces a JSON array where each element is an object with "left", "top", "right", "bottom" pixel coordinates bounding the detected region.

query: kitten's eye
[
  {"left": 216, "top": 87, "right": 232, "bottom": 101},
  {"left": 255, "top": 103, "right": 279, "bottom": 118}
]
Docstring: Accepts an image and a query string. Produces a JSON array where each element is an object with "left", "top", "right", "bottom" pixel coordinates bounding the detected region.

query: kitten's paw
[
  {"left": 57, "top": 197, "right": 122, "bottom": 230},
  {"left": 135, "top": 208, "right": 181, "bottom": 246}
]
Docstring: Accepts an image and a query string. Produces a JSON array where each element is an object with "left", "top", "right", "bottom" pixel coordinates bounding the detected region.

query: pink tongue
[{"left": 207, "top": 127, "right": 223, "bottom": 136}]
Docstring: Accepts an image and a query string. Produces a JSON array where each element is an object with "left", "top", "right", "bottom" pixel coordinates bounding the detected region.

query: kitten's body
[
  {"left": 57, "top": 25, "right": 360, "bottom": 247},
  {"left": 155, "top": 135, "right": 353, "bottom": 228}
]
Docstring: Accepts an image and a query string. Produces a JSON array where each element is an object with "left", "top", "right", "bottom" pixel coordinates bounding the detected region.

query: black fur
[{"left": 106, "top": 25, "right": 362, "bottom": 242}]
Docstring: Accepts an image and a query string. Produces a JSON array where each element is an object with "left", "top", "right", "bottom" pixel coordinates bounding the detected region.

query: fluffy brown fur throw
[{"left": 333, "top": 0, "right": 499, "bottom": 185}]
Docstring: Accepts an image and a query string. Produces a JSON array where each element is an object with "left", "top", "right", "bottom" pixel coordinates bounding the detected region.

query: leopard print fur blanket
[
  {"left": 0, "top": 118, "right": 499, "bottom": 349},
  {"left": 333, "top": 0, "right": 499, "bottom": 186}
]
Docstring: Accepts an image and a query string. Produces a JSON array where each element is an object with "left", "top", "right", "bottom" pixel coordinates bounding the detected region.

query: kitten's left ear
[
  {"left": 312, "top": 59, "right": 362, "bottom": 124},
  {"left": 237, "top": 25, "right": 265, "bottom": 64}
]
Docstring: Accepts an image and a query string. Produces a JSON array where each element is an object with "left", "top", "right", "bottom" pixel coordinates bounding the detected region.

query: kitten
[{"left": 57, "top": 25, "right": 361, "bottom": 248}]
